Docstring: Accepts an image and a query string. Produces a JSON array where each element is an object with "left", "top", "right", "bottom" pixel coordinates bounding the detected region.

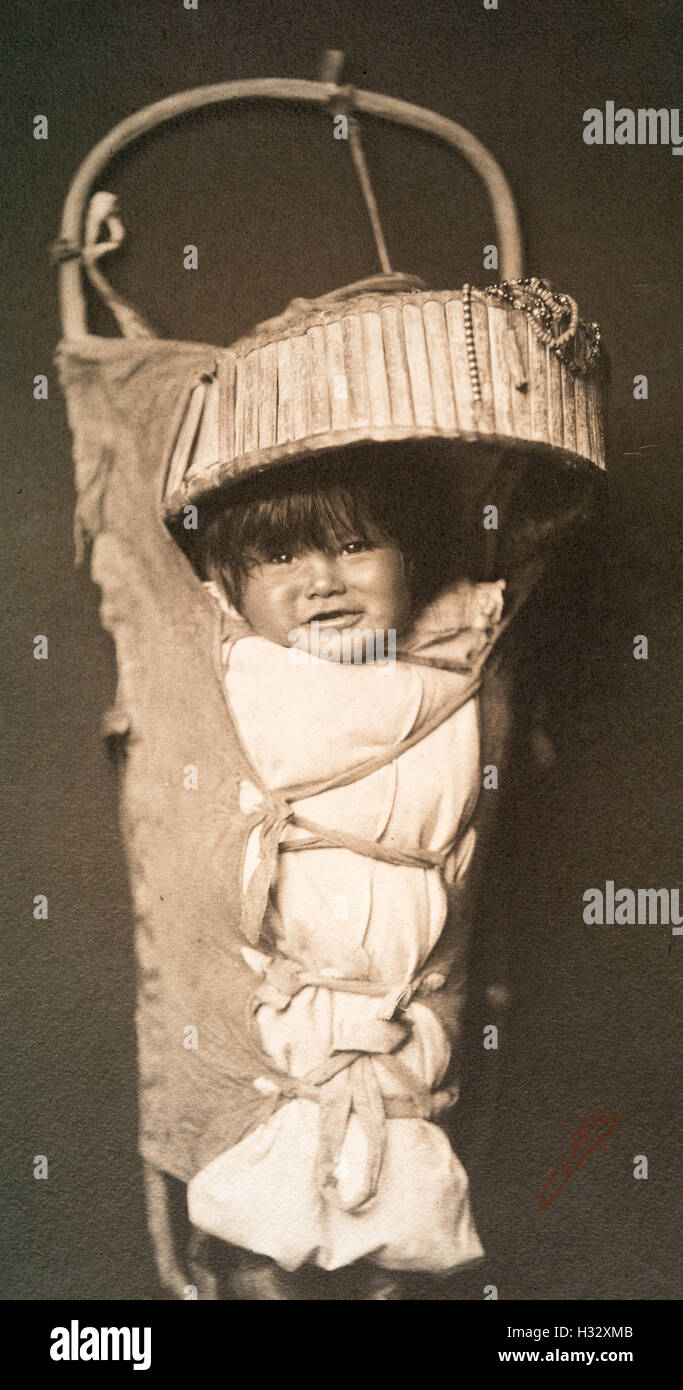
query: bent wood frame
[{"left": 57, "top": 76, "right": 524, "bottom": 340}]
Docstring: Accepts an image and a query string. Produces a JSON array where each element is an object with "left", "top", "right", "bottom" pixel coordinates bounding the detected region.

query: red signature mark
[{"left": 539, "top": 1107, "right": 629, "bottom": 1209}]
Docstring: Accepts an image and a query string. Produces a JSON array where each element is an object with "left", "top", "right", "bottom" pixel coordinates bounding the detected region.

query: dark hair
[{"left": 193, "top": 443, "right": 470, "bottom": 611}]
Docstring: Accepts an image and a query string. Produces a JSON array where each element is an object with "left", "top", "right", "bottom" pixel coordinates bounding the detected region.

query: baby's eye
[
  {"left": 340, "top": 539, "right": 371, "bottom": 556},
  {"left": 266, "top": 551, "right": 293, "bottom": 565}
]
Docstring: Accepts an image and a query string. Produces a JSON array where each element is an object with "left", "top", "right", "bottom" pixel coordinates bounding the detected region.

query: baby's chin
[{"left": 282, "top": 620, "right": 402, "bottom": 665}]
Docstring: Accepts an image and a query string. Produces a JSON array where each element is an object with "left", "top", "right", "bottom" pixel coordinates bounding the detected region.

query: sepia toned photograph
[{"left": 4, "top": 0, "right": 680, "bottom": 1347}]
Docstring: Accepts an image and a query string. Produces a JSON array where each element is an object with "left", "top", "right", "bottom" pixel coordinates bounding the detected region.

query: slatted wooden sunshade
[{"left": 162, "top": 285, "right": 605, "bottom": 517}]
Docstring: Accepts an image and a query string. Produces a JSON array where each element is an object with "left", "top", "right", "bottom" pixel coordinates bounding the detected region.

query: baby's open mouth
[{"left": 305, "top": 610, "right": 363, "bottom": 628}]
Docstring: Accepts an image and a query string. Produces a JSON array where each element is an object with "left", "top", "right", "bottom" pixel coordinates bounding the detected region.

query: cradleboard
[{"left": 55, "top": 56, "right": 606, "bottom": 1296}]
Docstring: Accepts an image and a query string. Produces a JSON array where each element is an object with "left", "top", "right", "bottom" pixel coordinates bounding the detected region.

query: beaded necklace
[{"left": 482, "top": 276, "right": 602, "bottom": 375}]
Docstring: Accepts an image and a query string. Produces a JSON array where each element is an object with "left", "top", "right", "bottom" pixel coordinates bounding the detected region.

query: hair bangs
[{"left": 245, "top": 481, "right": 386, "bottom": 560}]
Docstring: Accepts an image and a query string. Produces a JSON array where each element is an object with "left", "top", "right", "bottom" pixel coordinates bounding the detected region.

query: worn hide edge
[{"left": 57, "top": 338, "right": 291, "bottom": 1182}]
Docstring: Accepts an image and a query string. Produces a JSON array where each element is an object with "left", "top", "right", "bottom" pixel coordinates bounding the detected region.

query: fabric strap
[
  {"left": 226, "top": 618, "right": 502, "bottom": 1206},
  {"left": 232, "top": 649, "right": 490, "bottom": 1209},
  {"left": 251, "top": 1038, "right": 458, "bottom": 1212},
  {"left": 237, "top": 660, "right": 484, "bottom": 944}
]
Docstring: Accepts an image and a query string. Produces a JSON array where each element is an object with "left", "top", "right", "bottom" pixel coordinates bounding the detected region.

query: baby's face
[{"left": 239, "top": 537, "right": 412, "bottom": 650}]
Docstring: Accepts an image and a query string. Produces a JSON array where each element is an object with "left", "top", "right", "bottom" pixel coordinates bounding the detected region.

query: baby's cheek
[{"left": 390, "top": 582, "right": 414, "bottom": 633}]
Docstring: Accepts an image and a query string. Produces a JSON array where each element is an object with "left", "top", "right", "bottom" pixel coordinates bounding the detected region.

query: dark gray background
[{"left": 3, "top": 0, "right": 681, "bottom": 1299}]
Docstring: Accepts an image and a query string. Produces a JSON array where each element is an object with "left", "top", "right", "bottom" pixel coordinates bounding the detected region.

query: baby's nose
[{"left": 303, "top": 551, "right": 345, "bottom": 595}]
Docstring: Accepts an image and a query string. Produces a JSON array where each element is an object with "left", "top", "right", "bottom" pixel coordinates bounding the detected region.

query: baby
[{"left": 186, "top": 453, "right": 506, "bottom": 1299}]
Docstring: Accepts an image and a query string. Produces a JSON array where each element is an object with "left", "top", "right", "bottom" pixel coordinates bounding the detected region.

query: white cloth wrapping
[{"left": 188, "top": 584, "right": 504, "bottom": 1272}]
